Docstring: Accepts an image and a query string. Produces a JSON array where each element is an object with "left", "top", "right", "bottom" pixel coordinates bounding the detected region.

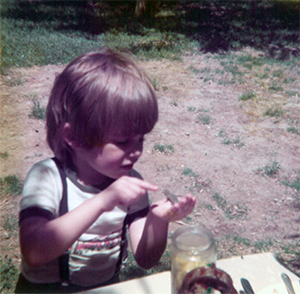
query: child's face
[{"left": 74, "top": 133, "right": 145, "bottom": 184}]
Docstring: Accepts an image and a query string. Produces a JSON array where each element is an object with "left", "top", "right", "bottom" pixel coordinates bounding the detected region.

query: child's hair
[{"left": 46, "top": 46, "right": 158, "bottom": 164}]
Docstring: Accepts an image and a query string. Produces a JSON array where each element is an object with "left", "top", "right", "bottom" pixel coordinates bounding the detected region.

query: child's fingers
[
  {"left": 127, "top": 176, "right": 159, "bottom": 192},
  {"left": 178, "top": 195, "right": 196, "bottom": 209},
  {"left": 170, "top": 196, "right": 196, "bottom": 219}
]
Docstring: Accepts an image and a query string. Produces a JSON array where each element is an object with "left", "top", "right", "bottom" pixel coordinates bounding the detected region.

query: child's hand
[
  {"left": 150, "top": 194, "right": 196, "bottom": 222},
  {"left": 100, "top": 176, "right": 158, "bottom": 211}
]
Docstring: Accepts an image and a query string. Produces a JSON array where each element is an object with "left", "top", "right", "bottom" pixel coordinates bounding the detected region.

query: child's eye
[
  {"left": 113, "top": 135, "right": 145, "bottom": 146},
  {"left": 114, "top": 139, "right": 128, "bottom": 145}
]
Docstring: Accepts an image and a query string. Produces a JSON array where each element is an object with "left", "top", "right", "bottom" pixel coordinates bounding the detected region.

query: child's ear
[{"left": 63, "top": 123, "right": 75, "bottom": 147}]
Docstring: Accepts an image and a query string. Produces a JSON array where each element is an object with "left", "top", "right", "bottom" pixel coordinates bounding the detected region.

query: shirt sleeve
[{"left": 19, "top": 158, "right": 63, "bottom": 221}]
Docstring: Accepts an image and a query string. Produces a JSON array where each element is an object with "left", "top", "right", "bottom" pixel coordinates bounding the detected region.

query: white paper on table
[
  {"left": 217, "top": 252, "right": 299, "bottom": 293},
  {"left": 79, "top": 252, "right": 299, "bottom": 294}
]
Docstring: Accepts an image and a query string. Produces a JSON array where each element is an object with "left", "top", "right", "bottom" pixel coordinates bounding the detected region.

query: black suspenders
[{"left": 52, "top": 157, "right": 70, "bottom": 286}]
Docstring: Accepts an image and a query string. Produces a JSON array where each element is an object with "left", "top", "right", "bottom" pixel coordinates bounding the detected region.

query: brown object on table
[{"left": 177, "top": 264, "right": 238, "bottom": 294}]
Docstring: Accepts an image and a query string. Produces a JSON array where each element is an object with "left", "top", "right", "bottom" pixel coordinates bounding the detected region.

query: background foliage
[{"left": 1, "top": 0, "right": 299, "bottom": 73}]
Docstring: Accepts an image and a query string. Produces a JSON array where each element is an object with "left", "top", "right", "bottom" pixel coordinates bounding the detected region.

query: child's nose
[{"left": 128, "top": 144, "right": 143, "bottom": 158}]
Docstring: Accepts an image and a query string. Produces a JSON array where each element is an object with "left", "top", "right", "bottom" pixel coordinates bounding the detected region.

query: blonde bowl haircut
[{"left": 46, "top": 47, "right": 158, "bottom": 165}]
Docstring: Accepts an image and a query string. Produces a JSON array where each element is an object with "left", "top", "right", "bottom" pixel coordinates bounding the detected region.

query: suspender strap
[
  {"left": 115, "top": 218, "right": 128, "bottom": 273},
  {"left": 52, "top": 157, "right": 70, "bottom": 286}
]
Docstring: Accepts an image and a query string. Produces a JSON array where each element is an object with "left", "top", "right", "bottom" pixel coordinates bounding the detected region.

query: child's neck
[
  {"left": 72, "top": 158, "right": 114, "bottom": 189},
  {"left": 76, "top": 170, "right": 114, "bottom": 189}
]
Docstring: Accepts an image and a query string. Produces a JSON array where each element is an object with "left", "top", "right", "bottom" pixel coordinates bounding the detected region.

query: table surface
[{"left": 79, "top": 252, "right": 300, "bottom": 294}]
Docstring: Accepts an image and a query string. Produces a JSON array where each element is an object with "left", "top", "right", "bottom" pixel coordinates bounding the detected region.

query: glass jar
[{"left": 170, "top": 225, "right": 217, "bottom": 294}]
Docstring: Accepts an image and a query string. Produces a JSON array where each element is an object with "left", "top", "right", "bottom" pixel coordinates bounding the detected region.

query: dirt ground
[{"left": 1, "top": 50, "right": 300, "bottom": 276}]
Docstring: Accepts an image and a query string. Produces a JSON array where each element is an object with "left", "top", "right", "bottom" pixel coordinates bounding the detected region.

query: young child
[{"left": 16, "top": 47, "right": 196, "bottom": 293}]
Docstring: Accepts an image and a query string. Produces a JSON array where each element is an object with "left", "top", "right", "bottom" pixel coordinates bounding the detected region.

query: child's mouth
[{"left": 121, "top": 164, "right": 134, "bottom": 170}]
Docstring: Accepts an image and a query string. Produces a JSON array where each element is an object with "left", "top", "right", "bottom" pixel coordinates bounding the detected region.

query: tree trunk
[{"left": 135, "top": 0, "right": 146, "bottom": 17}]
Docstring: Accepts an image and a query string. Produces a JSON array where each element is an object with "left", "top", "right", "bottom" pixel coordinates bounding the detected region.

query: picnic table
[{"left": 79, "top": 252, "right": 300, "bottom": 294}]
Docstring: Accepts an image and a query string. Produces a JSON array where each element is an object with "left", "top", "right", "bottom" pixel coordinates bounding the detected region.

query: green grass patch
[
  {"left": 105, "top": 31, "right": 196, "bottom": 61},
  {"left": 281, "top": 172, "right": 300, "bottom": 191},
  {"left": 0, "top": 255, "right": 19, "bottom": 294},
  {"left": 3, "top": 75, "right": 25, "bottom": 87},
  {"left": 257, "top": 159, "right": 281, "bottom": 177},
  {"left": 187, "top": 106, "right": 197, "bottom": 112},
  {"left": 212, "top": 193, "right": 248, "bottom": 220},
  {"left": 0, "top": 151, "right": 9, "bottom": 160},
  {"left": 272, "top": 69, "right": 284, "bottom": 78},
  {"left": 221, "top": 136, "right": 244, "bottom": 148},
  {"left": 196, "top": 114, "right": 211, "bottom": 125},
  {"left": 218, "top": 130, "right": 245, "bottom": 148},
  {"left": 1, "top": 1, "right": 299, "bottom": 75},
  {"left": 268, "top": 84, "right": 284, "bottom": 91},
  {"left": 153, "top": 143, "right": 174, "bottom": 155},
  {"left": 239, "top": 91, "right": 256, "bottom": 101},
  {"left": 264, "top": 107, "right": 286, "bottom": 117},
  {"left": 237, "top": 54, "right": 264, "bottom": 69},
  {"left": 188, "top": 65, "right": 199, "bottom": 75},
  {"left": 181, "top": 166, "right": 198, "bottom": 178},
  {"left": 29, "top": 99, "right": 46, "bottom": 120},
  {"left": 217, "top": 235, "right": 300, "bottom": 275},
  {"left": 2, "top": 215, "right": 18, "bottom": 234},
  {"left": 0, "top": 175, "right": 23, "bottom": 198},
  {"left": 119, "top": 246, "right": 170, "bottom": 282},
  {"left": 287, "top": 125, "right": 300, "bottom": 135},
  {"left": 1, "top": 13, "right": 197, "bottom": 74},
  {"left": 212, "top": 193, "right": 227, "bottom": 209},
  {"left": 1, "top": 18, "right": 106, "bottom": 74}
]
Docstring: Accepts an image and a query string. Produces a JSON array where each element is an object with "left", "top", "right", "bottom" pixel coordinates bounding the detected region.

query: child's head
[{"left": 46, "top": 47, "right": 158, "bottom": 164}]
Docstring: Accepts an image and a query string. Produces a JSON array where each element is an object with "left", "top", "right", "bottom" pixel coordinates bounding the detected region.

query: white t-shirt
[{"left": 20, "top": 158, "right": 149, "bottom": 286}]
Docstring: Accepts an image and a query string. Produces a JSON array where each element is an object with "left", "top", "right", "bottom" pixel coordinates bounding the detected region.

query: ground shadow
[{"left": 2, "top": 0, "right": 300, "bottom": 58}]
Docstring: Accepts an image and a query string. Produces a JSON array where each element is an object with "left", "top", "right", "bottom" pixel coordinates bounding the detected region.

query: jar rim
[{"left": 171, "top": 225, "right": 215, "bottom": 252}]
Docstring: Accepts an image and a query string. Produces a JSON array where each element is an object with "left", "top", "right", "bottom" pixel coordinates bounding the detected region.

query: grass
[
  {"left": 2, "top": 1, "right": 298, "bottom": 74},
  {"left": 196, "top": 114, "right": 211, "bottom": 125},
  {"left": 281, "top": 171, "right": 300, "bottom": 191},
  {"left": 239, "top": 91, "right": 256, "bottom": 101},
  {"left": 0, "top": 151, "right": 9, "bottom": 159},
  {"left": 3, "top": 75, "right": 25, "bottom": 87},
  {"left": 105, "top": 30, "right": 196, "bottom": 61},
  {"left": 211, "top": 193, "right": 248, "bottom": 220},
  {"left": 1, "top": 0, "right": 300, "bottom": 288},
  {"left": 212, "top": 193, "right": 227, "bottom": 209},
  {"left": 287, "top": 124, "right": 300, "bottom": 135},
  {"left": 119, "top": 246, "right": 171, "bottom": 283},
  {"left": 0, "top": 174, "right": 22, "bottom": 292},
  {"left": 181, "top": 166, "right": 198, "bottom": 178},
  {"left": 2, "top": 215, "right": 18, "bottom": 234},
  {"left": 188, "top": 65, "right": 199, "bottom": 75},
  {"left": 217, "top": 234, "right": 300, "bottom": 274},
  {"left": 218, "top": 130, "right": 245, "bottom": 148},
  {"left": 29, "top": 99, "right": 46, "bottom": 120},
  {"left": 0, "top": 175, "right": 23, "bottom": 198},
  {"left": 263, "top": 160, "right": 281, "bottom": 177},
  {"left": 256, "top": 159, "right": 282, "bottom": 178},
  {"left": 187, "top": 106, "right": 197, "bottom": 112},
  {"left": 153, "top": 143, "right": 174, "bottom": 155},
  {"left": 0, "top": 255, "right": 19, "bottom": 294},
  {"left": 1, "top": 2, "right": 199, "bottom": 73},
  {"left": 264, "top": 107, "right": 286, "bottom": 117}
]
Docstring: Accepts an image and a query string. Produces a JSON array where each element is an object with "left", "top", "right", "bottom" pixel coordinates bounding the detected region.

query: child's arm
[
  {"left": 128, "top": 194, "right": 196, "bottom": 269},
  {"left": 20, "top": 176, "right": 158, "bottom": 267}
]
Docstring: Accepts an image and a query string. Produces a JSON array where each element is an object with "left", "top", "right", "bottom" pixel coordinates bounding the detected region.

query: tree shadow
[
  {"left": 177, "top": 0, "right": 299, "bottom": 58},
  {"left": 2, "top": 0, "right": 299, "bottom": 58}
]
